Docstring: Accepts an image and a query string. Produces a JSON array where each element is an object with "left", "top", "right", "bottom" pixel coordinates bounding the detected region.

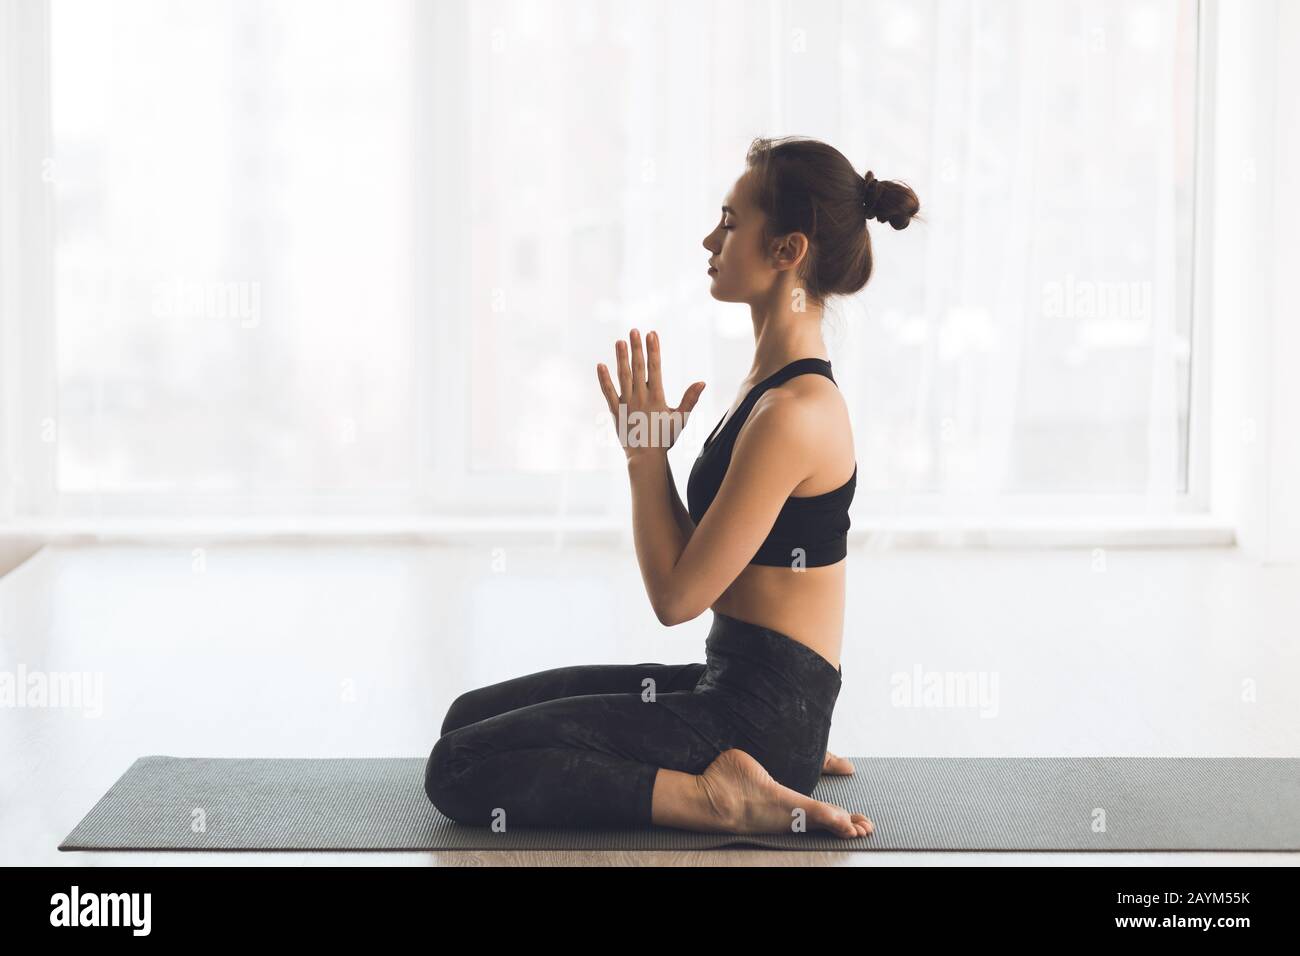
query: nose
[{"left": 702, "top": 230, "right": 719, "bottom": 254}]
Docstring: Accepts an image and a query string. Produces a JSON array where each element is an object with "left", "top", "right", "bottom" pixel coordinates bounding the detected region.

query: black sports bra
[{"left": 686, "top": 357, "right": 856, "bottom": 568}]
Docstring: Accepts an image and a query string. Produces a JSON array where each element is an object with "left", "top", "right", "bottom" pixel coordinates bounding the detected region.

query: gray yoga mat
[{"left": 59, "top": 755, "right": 1300, "bottom": 852}]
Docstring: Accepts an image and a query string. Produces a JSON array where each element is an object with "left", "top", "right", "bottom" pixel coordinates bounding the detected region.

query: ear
[{"left": 769, "top": 231, "right": 809, "bottom": 273}]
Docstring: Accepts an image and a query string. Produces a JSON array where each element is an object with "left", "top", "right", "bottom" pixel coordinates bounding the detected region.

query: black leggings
[{"left": 423, "top": 610, "right": 843, "bottom": 829}]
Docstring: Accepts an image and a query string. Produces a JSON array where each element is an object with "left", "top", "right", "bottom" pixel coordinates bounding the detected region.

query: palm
[{"left": 596, "top": 328, "right": 705, "bottom": 457}]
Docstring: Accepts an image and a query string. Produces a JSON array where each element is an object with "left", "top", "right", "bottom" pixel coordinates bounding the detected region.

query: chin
[{"left": 708, "top": 280, "right": 736, "bottom": 303}]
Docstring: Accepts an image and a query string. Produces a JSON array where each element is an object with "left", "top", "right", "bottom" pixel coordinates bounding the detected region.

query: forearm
[
  {"left": 626, "top": 451, "right": 689, "bottom": 623},
  {"left": 665, "top": 455, "right": 697, "bottom": 542}
]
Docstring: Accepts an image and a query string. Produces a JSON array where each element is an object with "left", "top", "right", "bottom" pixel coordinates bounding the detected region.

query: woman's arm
[
  {"left": 625, "top": 450, "right": 688, "bottom": 621},
  {"left": 665, "top": 455, "right": 697, "bottom": 542},
  {"left": 599, "top": 329, "right": 818, "bottom": 626},
  {"left": 628, "top": 396, "right": 818, "bottom": 624}
]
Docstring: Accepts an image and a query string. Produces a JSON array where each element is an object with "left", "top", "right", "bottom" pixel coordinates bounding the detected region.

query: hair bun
[
  {"left": 860, "top": 171, "right": 884, "bottom": 219},
  {"left": 861, "top": 169, "right": 920, "bottom": 231}
]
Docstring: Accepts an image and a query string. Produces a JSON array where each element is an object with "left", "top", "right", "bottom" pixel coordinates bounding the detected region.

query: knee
[
  {"left": 424, "top": 736, "right": 461, "bottom": 820},
  {"left": 424, "top": 732, "right": 476, "bottom": 825},
  {"left": 439, "top": 690, "right": 480, "bottom": 737}
]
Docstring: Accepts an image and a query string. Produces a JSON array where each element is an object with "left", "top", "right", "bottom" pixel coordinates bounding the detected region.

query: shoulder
[
  {"left": 734, "top": 373, "right": 853, "bottom": 491},
  {"left": 732, "top": 374, "right": 846, "bottom": 460},
  {"left": 750, "top": 372, "right": 848, "bottom": 439}
]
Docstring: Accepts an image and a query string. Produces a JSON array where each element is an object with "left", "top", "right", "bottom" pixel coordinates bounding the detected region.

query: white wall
[{"left": 1208, "top": 0, "right": 1300, "bottom": 564}]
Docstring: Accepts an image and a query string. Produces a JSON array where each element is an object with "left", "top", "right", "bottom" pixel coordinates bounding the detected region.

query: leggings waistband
[{"left": 700, "top": 611, "right": 843, "bottom": 720}]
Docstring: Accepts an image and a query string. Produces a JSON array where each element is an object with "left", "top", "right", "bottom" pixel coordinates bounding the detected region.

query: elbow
[
  {"left": 654, "top": 604, "right": 685, "bottom": 628},
  {"left": 651, "top": 595, "right": 680, "bottom": 627},
  {"left": 653, "top": 589, "right": 703, "bottom": 628}
]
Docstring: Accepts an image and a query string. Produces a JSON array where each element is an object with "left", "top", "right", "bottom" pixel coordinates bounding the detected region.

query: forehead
[{"left": 724, "top": 170, "right": 755, "bottom": 211}]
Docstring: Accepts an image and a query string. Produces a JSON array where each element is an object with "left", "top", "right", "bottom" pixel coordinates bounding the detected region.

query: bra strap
[
  {"left": 743, "top": 358, "right": 835, "bottom": 410},
  {"left": 764, "top": 357, "right": 834, "bottom": 388},
  {"left": 707, "top": 358, "right": 835, "bottom": 450}
]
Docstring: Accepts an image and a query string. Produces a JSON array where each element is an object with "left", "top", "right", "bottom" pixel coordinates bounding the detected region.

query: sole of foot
[{"left": 698, "top": 748, "right": 873, "bottom": 839}]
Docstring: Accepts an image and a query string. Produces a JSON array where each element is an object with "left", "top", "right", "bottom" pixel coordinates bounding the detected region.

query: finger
[
  {"left": 646, "top": 330, "right": 664, "bottom": 401},
  {"left": 629, "top": 328, "right": 645, "bottom": 393},
  {"left": 615, "top": 339, "right": 631, "bottom": 396},
  {"left": 677, "top": 381, "right": 706, "bottom": 415},
  {"left": 596, "top": 363, "right": 619, "bottom": 415}
]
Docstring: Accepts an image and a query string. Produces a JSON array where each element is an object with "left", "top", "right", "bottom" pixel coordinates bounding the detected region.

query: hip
[
  {"left": 654, "top": 611, "right": 843, "bottom": 793},
  {"left": 696, "top": 611, "right": 842, "bottom": 721}
]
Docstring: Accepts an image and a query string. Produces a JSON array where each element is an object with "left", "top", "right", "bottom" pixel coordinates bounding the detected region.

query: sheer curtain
[{"left": 4, "top": 0, "right": 1199, "bottom": 521}]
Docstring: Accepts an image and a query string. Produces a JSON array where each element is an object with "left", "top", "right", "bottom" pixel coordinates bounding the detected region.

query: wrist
[{"left": 626, "top": 449, "right": 668, "bottom": 470}]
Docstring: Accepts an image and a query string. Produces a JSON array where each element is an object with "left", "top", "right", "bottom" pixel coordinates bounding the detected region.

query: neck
[{"left": 745, "top": 279, "right": 829, "bottom": 381}]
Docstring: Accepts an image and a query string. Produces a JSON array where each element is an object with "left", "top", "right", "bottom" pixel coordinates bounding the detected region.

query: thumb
[{"left": 677, "top": 382, "right": 706, "bottom": 414}]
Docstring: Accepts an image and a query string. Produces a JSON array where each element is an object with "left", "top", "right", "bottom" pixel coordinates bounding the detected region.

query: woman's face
[{"left": 702, "top": 170, "right": 777, "bottom": 304}]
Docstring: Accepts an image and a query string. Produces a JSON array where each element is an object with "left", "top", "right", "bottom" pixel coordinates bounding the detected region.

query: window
[
  {"left": 49, "top": 0, "right": 419, "bottom": 511},
  {"left": 7, "top": 0, "right": 1203, "bottom": 519}
]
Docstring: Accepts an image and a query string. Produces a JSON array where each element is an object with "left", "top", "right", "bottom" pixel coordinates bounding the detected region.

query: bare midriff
[{"left": 711, "top": 560, "right": 845, "bottom": 671}]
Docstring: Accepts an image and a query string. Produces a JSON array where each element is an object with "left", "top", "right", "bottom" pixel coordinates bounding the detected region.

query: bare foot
[
  {"left": 696, "top": 749, "right": 873, "bottom": 838},
  {"left": 822, "top": 750, "right": 855, "bottom": 775}
]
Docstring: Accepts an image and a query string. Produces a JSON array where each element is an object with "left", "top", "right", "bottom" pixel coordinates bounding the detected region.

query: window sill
[{"left": 0, "top": 513, "right": 1235, "bottom": 549}]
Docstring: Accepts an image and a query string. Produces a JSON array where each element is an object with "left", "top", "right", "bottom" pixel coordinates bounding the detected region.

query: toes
[
  {"left": 827, "top": 809, "right": 874, "bottom": 839},
  {"left": 808, "top": 801, "right": 859, "bottom": 838},
  {"left": 822, "top": 752, "right": 855, "bottom": 775}
]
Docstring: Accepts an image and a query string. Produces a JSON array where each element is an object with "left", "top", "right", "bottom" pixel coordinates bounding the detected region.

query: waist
[
  {"left": 713, "top": 564, "right": 846, "bottom": 663},
  {"left": 698, "top": 611, "right": 843, "bottom": 721}
]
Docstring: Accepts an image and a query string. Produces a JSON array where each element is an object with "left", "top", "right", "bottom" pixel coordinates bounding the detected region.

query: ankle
[
  {"left": 694, "top": 764, "right": 741, "bottom": 829},
  {"left": 649, "top": 769, "right": 697, "bottom": 829},
  {"left": 651, "top": 768, "right": 733, "bottom": 831}
]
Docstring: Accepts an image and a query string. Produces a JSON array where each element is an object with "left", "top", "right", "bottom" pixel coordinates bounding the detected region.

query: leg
[
  {"left": 426, "top": 693, "right": 873, "bottom": 836},
  {"left": 426, "top": 690, "right": 722, "bottom": 829},
  {"left": 440, "top": 661, "right": 705, "bottom": 736}
]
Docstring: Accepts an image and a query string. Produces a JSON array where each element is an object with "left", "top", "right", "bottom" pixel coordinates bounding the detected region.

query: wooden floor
[{"left": 1, "top": 541, "right": 1297, "bottom": 867}]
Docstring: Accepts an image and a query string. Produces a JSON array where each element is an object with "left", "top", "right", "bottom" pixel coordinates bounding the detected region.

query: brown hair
[{"left": 744, "top": 135, "right": 920, "bottom": 302}]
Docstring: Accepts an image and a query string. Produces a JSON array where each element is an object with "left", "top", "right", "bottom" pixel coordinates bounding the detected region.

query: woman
[{"left": 425, "top": 136, "right": 919, "bottom": 838}]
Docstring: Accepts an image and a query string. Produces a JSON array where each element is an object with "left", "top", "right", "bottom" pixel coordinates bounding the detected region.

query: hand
[{"left": 596, "top": 329, "right": 706, "bottom": 461}]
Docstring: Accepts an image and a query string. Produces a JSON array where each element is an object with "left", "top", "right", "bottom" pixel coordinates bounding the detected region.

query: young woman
[{"left": 425, "top": 136, "right": 919, "bottom": 838}]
